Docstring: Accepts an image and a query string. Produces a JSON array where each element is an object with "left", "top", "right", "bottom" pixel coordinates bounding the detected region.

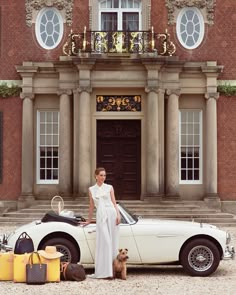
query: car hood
[
  {"left": 7, "top": 220, "right": 41, "bottom": 237},
  {"left": 137, "top": 218, "right": 217, "bottom": 229}
]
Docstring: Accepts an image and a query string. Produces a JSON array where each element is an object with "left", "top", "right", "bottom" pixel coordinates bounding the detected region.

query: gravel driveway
[{"left": 0, "top": 225, "right": 235, "bottom": 295}]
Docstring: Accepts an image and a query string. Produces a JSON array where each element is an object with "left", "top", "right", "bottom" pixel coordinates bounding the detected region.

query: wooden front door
[{"left": 97, "top": 120, "right": 141, "bottom": 200}]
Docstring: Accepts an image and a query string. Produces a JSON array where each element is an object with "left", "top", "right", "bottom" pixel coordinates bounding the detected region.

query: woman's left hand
[{"left": 116, "top": 215, "right": 121, "bottom": 225}]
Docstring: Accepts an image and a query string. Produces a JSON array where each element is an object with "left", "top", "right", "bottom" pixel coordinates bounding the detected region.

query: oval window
[
  {"left": 176, "top": 7, "right": 204, "bottom": 49},
  {"left": 35, "top": 7, "right": 63, "bottom": 50}
]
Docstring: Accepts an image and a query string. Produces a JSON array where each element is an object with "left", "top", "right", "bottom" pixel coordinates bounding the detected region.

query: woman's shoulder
[
  {"left": 104, "top": 183, "right": 113, "bottom": 190},
  {"left": 89, "top": 184, "right": 96, "bottom": 191}
]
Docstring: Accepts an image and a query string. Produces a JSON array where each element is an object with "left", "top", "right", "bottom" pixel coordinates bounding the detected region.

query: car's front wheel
[
  {"left": 40, "top": 238, "right": 79, "bottom": 263},
  {"left": 180, "top": 238, "right": 220, "bottom": 276}
]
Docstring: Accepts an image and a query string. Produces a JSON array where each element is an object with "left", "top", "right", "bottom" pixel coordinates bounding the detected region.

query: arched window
[
  {"left": 176, "top": 7, "right": 204, "bottom": 49},
  {"left": 35, "top": 7, "right": 64, "bottom": 50},
  {"left": 99, "top": 0, "right": 141, "bottom": 31}
]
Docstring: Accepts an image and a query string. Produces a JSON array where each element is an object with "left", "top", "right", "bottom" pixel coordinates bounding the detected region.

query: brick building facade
[{"left": 0, "top": 0, "right": 236, "bottom": 213}]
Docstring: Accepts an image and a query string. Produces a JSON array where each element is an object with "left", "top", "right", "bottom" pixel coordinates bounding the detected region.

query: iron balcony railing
[{"left": 63, "top": 28, "right": 176, "bottom": 57}]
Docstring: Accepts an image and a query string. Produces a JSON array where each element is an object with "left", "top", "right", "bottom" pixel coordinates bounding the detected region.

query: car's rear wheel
[
  {"left": 40, "top": 238, "right": 79, "bottom": 263},
  {"left": 180, "top": 238, "right": 220, "bottom": 276}
]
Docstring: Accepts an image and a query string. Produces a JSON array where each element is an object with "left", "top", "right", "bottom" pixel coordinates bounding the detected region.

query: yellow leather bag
[
  {"left": 0, "top": 252, "right": 14, "bottom": 281},
  {"left": 40, "top": 256, "right": 61, "bottom": 282},
  {"left": 13, "top": 253, "right": 40, "bottom": 283}
]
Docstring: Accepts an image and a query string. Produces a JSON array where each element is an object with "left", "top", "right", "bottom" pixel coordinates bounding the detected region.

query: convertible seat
[{"left": 41, "top": 211, "right": 85, "bottom": 226}]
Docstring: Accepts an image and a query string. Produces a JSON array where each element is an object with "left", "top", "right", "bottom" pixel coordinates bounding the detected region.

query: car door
[{"left": 82, "top": 221, "right": 141, "bottom": 264}]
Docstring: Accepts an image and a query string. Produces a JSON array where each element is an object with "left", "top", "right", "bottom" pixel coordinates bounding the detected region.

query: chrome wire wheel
[
  {"left": 56, "top": 244, "right": 72, "bottom": 262},
  {"left": 188, "top": 245, "right": 214, "bottom": 272}
]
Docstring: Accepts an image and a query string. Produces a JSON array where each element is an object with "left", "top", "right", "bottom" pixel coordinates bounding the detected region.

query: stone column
[
  {"left": 58, "top": 90, "right": 72, "bottom": 195},
  {"left": 73, "top": 90, "right": 79, "bottom": 196},
  {"left": 166, "top": 89, "right": 180, "bottom": 197},
  {"left": 158, "top": 89, "right": 165, "bottom": 194},
  {"left": 204, "top": 93, "right": 220, "bottom": 205},
  {"left": 145, "top": 87, "right": 160, "bottom": 196},
  {"left": 78, "top": 87, "right": 92, "bottom": 196},
  {"left": 20, "top": 93, "right": 35, "bottom": 203}
]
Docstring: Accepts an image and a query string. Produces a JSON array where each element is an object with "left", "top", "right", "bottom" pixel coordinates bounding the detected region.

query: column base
[
  {"left": 143, "top": 193, "right": 163, "bottom": 202},
  {"left": 17, "top": 194, "right": 35, "bottom": 210},
  {"left": 204, "top": 193, "right": 221, "bottom": 210}
]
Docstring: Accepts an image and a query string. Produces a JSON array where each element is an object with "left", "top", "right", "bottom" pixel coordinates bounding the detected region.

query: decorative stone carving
[
  {"left": 25, "top": 0, "right": 74, "bottom": 27},
  {"left": 20, "top": 93, "right": 35, "bottom": 100},
  {"left": 165, "top": 0, "right": 216, "bottom": 25},
  {"left": 77, "top": 86, "right": 92, "bottom": 94},
  {"left": 57, "top": 89, "right": 73, "bottom": 96},
  {"left": 205, "top": 92, "right": 219, "bottom": 101},
  {"left": 166, "top": 89, "right": 181, "bottom": 97}
]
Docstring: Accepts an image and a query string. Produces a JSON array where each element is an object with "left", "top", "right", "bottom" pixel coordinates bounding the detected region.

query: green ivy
[
  {"left": 218, "top": 84, "right": 236, "bottom": 97},
  {"left": 0, "top": 83, "right": 21, "bottom": 98}
]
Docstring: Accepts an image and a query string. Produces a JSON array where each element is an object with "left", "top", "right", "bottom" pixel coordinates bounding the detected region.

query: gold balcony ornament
[
  {"left": 63, "top": 29, "right": 83, "bottom": 56},
  {"left": 158, "top": 29, "right": 176, "bottom": 56},
  {"left": 82, "top": 26, "right": 87, "bottom": 51},
  {"left": 96, "top": 95, "right": 141, "bottom": 112}
]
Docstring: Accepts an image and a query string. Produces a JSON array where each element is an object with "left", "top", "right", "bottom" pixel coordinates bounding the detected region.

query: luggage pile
[{"left": 0, "top": 232, "right": 86, "bottom": 284}]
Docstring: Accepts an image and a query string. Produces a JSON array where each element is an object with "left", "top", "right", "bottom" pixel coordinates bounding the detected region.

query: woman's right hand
[{"left": 80, "top": 221, "right": 90, "bottom": 227}]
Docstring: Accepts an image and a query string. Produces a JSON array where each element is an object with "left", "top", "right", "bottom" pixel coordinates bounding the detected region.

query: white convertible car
[{"left": 0, "top": 203, "right": 234, "bottom": 276}]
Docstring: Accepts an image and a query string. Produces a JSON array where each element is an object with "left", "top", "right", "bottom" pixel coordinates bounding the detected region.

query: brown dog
[{"left": 113, "top": 248, "right": 129, "bottom": 280}]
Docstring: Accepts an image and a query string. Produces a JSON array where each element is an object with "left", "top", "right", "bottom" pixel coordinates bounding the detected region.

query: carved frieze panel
[
  {"left": 25, "top": 0, "right": 74, "bottom": 27},
  {"left": 96, "top": 95, "right": 141, "bottom": 112},
  {"left": 165, "top": 0, "right": 216, "bottom": 25}
]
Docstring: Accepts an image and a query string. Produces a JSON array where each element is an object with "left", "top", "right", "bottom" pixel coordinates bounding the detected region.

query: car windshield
[{"left": 118, "top": 203, "right": 138, "bottom": 224}]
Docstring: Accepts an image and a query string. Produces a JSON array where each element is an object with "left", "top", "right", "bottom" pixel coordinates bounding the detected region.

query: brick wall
[
  {"left": 1, "top": 1, "right": 235, "bottom": 80},
  {"left": 218, "top": 95, "right": 236, "bottom": 200},
  {"left": 0, "top": 1, "right": 89, "bottom": 79},
  {"left": 151, "top": 0, "right": 236, "bottom": 80},
  {"left": 0, "top": 97, "right": 22, "bottom": 200}
]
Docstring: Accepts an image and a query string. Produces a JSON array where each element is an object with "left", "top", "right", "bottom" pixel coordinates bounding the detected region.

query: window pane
[
  {"left": 181, "top": 170, "right": 186, "bottom": 180},
  {"left": 180, "top": 110, "right": 201, "bottom": 182},
  {"left": 36, "top": 8, "right": 63, "bottom": 50},
  {"left": 38, "top": 111, "right": 59, "bottom": 182},
  {"left": 177, "top": 8, "right": 204, "bottom": 49},
  {"left": 123, "top": 13, "right": 139, "bottom": 31},
  {"left": 101, "top": 13, "right": 117, "bottom": 30}
]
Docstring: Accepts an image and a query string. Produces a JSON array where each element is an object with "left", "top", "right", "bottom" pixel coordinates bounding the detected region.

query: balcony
[{"left": 63, "top": 28, "right": 176, "bottom": 57}]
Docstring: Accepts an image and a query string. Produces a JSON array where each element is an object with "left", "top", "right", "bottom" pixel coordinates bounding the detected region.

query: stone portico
[{"left": 16, "top": 56, "right": 222, "bottom": 207}]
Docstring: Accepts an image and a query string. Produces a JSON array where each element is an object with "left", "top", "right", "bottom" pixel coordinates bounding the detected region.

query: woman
[{"left": 83, "top": 167, "right": 121, "bottom": 279}]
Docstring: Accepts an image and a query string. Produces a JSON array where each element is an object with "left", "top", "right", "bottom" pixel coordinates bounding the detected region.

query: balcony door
[{"left": 99, "top": 0, "right": 141, "bottom": 31}]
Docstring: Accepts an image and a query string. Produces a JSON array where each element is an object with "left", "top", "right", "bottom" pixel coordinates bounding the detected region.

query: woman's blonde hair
[{"left": 94, "top": 167, "right": 106, "bottom": 177}]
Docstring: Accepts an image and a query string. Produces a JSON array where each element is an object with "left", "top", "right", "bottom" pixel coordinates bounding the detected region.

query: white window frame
[
  {"left": 36, "top": 110, "right": 59, "bottom": 184},
  {"left": 99, "top": 0, "right": 142, "bottom": 30},
  {"left": 35, "top": 7, "right": 64, "bottom": 50},
  {"left": 176, "top": 7, "right": 205, "bottom": 50},
  {"left": 179, "top": 110, "right": 202, "bottom": 184}
]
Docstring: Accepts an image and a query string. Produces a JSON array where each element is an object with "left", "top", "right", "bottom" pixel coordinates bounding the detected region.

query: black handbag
[
  {"left": 14, "top": 232, "right": 34, "bottom": 254},
  {"left": 26, "top": 252, "right": 47, "bottom": 284}
]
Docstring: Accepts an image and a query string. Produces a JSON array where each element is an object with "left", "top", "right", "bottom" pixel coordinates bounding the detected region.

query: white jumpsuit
[{"left": 89, "top": 183, "right": 119, "bottom": 278}]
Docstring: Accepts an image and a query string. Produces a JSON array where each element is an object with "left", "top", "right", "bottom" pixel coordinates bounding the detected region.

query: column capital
[
  {"left": 145, "top": 86, "right": 159, "bottom": 94},
  {"left": 205, "top": 92, "right": 219, "bottom": 101},
  {"left": 77, "top": 86, "right": 92, "bottom": 94},
  {"left": 166, "top": 89, "right": 181, "bottom": 97},
  {"left": 20, "top": 93, "right": 35, "bottom": 100},
  {"left": 57, "top": 89, "right": 72, "bottom": 96}
]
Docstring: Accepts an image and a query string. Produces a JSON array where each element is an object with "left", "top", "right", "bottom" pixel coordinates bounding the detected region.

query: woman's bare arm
[{"left": 110, "top": 186, "right": 121, "bottom": 225}]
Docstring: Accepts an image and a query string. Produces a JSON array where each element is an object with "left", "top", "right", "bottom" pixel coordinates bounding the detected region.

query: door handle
[{"left": 88, "top": 230, "right": 96, "bottom": 234}]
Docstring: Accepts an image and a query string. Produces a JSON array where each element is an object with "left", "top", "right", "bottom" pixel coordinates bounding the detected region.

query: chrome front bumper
[{"left": 223, "top": 246, "right": 235, "bottom": 260}]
